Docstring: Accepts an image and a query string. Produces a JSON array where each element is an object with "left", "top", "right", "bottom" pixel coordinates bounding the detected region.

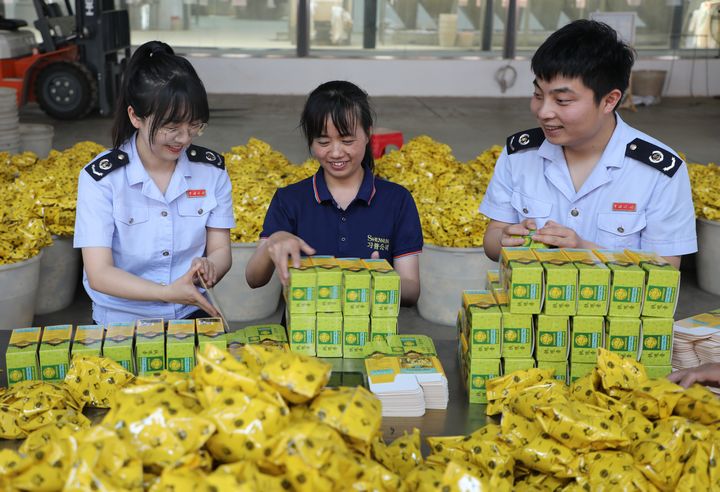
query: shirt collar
[
  {"left": 123, "top": 133, "right": 193, "bottom": 186},
  {"left": 312, "top": 166, "right": 377, "bottom": 205}
]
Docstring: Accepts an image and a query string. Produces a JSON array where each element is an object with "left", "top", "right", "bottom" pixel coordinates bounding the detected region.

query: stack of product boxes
[
  {"left": 458, "top": 246, "right": 678, "bottom": 404},
  {"left": 285, "top": 256, "right": 400, "bottom": 359}
]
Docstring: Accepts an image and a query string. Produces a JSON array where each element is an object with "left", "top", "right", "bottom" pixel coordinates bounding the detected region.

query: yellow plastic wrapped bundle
[
  {"left": 426, "top": 435, "right": 472, "bottom": 465},
  {"left": 19, "top": 418, "right": 87, "bottom": 456},
  {"left": 500, "top": 409, "right": 543, "bottom": 450},
  {"left": 575, "top": 450, "right": 653, "bottom": 491},
  {"left": 457, "top": 431, "right": 515, "bottom": 481},
  {"left": 404, "top": 463, "right": 446, "bottom": 492},
  {"left": 64, "top": 355, "right": 135, "bottom": 408},
  {"left": 372, "top": 429, "right": 423, "bottom": 476},
  {"left": 309, "top": 386, "right": 382, "bottom": 444},
  {"left": 568, "top": 369, "right": 603, "bottom": 406},
  {"left": 0, "top": 178, "right": 52, "bottom": 264},
  {"left": 674, "top": 384, "right": 720, "bottom": 425},
  {"left": 512, "top": 469, "right": 572, "bottom": 491},
  {"left": 486, "top": 368, "right": 555, "bottom": 415},
  {"left": 512, "top": 433, "right": 580, "bottom": 479},
  {"left": 438, "top": 460, "right": 499, "bottom": 491},
  {"left": 631, "top": 418, "right": 688, "bottom": 491},
  {"left": 688, "top": 162, "right": 720, "bottom": 221},
  {"left": 596, "top": 347, "right": 648, "bottom": 394},
  {"left": 507, "top": 380, "right": 568, "bottom": 419},
  {"left": 615, "top": 406, "right": 654, "bottom": 442},
  {"left": 260, "top": 352, "right": 331, "bottom": 404},
  {"left": 239, "top": 343, "right": 286, "bottom": 374},
  {"left": 206, "top": 461, "right": 288, "bottom": 491},
  {"left": 6, "top": 438, "right": 74, "bottom": 491},
  {"left": 622, "top": 378, "right": 685, "bottom": 420},
  {"left": 192, "top": 344, "right": 265, "bottom": 398}
]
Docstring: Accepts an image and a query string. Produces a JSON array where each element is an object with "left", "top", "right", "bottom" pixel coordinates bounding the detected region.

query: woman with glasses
[{"left": 74, "top": 41, "right": 234, "bottom": 326}]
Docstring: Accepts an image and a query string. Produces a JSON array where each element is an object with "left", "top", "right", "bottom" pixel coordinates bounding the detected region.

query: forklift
[{"left": 0, "top": 0, "right": 131, "bottom": 119}]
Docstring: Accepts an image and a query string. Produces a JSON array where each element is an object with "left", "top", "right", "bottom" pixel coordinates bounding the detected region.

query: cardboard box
[
  {"left": 486, "top": 269, "right": 500, "bottom": 289},
  {"left": 594, "top": 250, "right": 645, "bottom": 318},
  {"left": 570, "top": 362, "right": 596, "bottom": 382},
  {"left": 563, "top": 249, "right": 610, "bottom": 316},
  {"left": 39, "top": 324, "right": 72, "bottom": 382},
  {"left": 462, "top": 290, "right": 502, "bottom": 359},
  {"left": 387, "top": 334, "right": 437, "bottom": 356},
  {"left": 571, "top": 316, "right": 605, "bottom": 364},
  {"left": 287, "top": 257, "right": 316, "bottom": 314},
  {"left": 244, "top": 324, "right": 288, "bottom": 349},
  {"left": 362, "top": 259, "right": 401, "bottom": 317},
  {"left": 492, "top": 288, "right": 534, "bottom": 358},
  {"left": 311, "top": 256, "right": 343, "bottom": 313},
  {"left": 533, "top": 249, "right": 578, "bottom": 316},
  {"left": 625, "top": 250, "right": 681, "bottom": 318},
  {"left": 6, "top": 327, "right": 41, "bottom": 385},
  {"left": 226, "top": 330, "right": 246, "bottom": 359},
  {"left": 316, "top": 312, "right": 343, "bottom": 358},
  {"left": 343, "top": 315, "right": 370, "bottom": 359},
  {"left": 337, "top": 258, "right": 371, "bottom": 316},
  {"left": 606, "top": 317, "right": 641, "bottom": 360},
  {"left": 370, "top": 316, "right": 398, "bottom": 343},
  {"left": 287, "top": 310, "right": 316, "bottom": 356},
  {"left": 500, "top": 247, "right": 544, "bottom": 314},
  {"left": 644, "top": 365, "right": 672, "bottom": 379},
  {"left": 536, "top": 315, "right": 570, "bottom": 362},
  {"left": 502, "top": 357, "right": 535, "bottom": 374},
  {"left": 196, "top": 318, "right": 227, "bottom": 355},
  {"left": 72, "top": 325, "right": 104, "bottom": 360},
  {"left": 135, "top": 319, "right": 165, "bottom": 375},
  {"left": 462, "top": 356, "right": 501, "bottom": 404},
  {"left": 103, "top": 322, "right": 135, "bottom": 373},
  {"left": 640, "top": 317, "right": 673, "bottom": 365},
  {"left": 537, "top": 359, "right": 569, "bottom": 384},
  {"left": 166, "top": 320, "right": 196, "bottom": 373}
]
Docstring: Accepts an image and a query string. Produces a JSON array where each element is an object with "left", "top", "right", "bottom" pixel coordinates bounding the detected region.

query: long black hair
[
  {"left": 300, "top": 80, "right": 376, "bottom": 173},
  {"left": 112, "top": 41, "right": 210, "bottom": 148}
]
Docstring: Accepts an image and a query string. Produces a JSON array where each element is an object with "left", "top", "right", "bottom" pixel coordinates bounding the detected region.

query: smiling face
[
  {"left": 311, "top": 116, "right": 369, "bottom": 182},
  {"left": 530, "top": 76, "right": 620, "bottom": 150},
  {"left": 129, "top": 106, "right": 205, "bottom": 166}
]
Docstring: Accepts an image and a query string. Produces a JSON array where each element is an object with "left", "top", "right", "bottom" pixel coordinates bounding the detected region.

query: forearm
[
  {"left": 207, "top": 244, "right": 232, "bottom": 282},
  {"left": 88, "top": 265, "right": 168, "bottom": 302},
  {"left": 483, "top": 226, "right": 504, "bottom": 261},
  {"left": 245, "top": 241, "right": 275, "bottom": 288},
  {"left": 400, "top": 276, "right": 420, "bottom": 307}
]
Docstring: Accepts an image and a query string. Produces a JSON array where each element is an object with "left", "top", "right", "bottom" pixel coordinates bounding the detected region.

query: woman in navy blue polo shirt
[{"left": 246, "top": 80, "right": 423, "bottom": 305}]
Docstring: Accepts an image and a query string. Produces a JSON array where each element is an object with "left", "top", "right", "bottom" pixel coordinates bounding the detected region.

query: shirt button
[
  {"left": 128, "top": 218, "right": 134, "bottom": 224},
  {"left": 341, "top": 216, "right": 347, "bottom": 222},
  {"left": 617, "top": 227, "right": 625, "bottom": 233},
  {"left": 162, "top": 250, "right": 170, "bottom": 257},
  {"left": 160, "top": 282, "right": 167, "bottom": 286},
  {"left": 197, "top": 209, "right": 203, "bottom": 215},
  {"left": 570, "top": 209, "right": 579, "bottom": 217},
  {"left": 522, "top": 208, "right": 529, "bottom": 214},
  {"left": 161, "top": 211, "right": 168, "bottom": 217},
  {"left": 341, "top": 237, "right": 347, "bottom": 242}
]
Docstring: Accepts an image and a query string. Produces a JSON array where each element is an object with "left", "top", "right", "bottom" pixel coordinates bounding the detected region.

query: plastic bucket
[
  {"left": 438, "top": 14, "right": 457, "bottom": 47},
  {"left": 697, "top": 218, "right": 720, "bottom": 295},
  {"left": 0, "top": 252, "right": 42, "bottom": 330},
  {"left": 417, "top": 243, "right": 498, "bottom": 325},
  {"left": 35, "top": 236, "right": 81, "bottom": 315},
  {"left": 19, "top": 124, "right": 54, "bottom": 159},
  {"left": 632, "top": 70, "right": 667, "bottom": 98},
  {"left": 212, "top": 242, "right": 282, "bottom": 321}
]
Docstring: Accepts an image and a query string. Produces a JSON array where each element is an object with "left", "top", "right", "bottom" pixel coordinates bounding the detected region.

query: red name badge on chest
[
  {"left": 187, "top": 189, "right": 206, "bottom": 198},
  {"left": 612, "top": 202, "right": 636, "bottom": 212}
]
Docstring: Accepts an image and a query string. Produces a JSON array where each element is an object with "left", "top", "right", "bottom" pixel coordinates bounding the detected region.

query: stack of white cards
[
  {"left": 366, "top": 373, "right": 427, "bottom": 417},
  {"left": 673, "top": 309, "right": 720, "bottom": 369}
]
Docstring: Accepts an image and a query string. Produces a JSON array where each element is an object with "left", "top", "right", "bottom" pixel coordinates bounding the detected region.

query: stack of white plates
[{"left": 0, "top": 88, "right": 20, "bottom": 155}]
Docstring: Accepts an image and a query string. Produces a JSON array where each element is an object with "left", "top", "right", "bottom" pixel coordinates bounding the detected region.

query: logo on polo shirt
[{"left": 367, "top": 235, "right": 390, "bottom": 252}]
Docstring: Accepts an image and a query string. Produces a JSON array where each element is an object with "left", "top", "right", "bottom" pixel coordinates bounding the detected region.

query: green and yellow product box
[
  {"left": 362, "top": 259, "right": 401, "bottom": 317},
  {"left": 286, "top": 257, "right": 316, "bottom": 314},
  {"left": 316, "top": 312, "right": 343, "bottom": 358},
  {"left": 370, "top": 316, "right": 398, "bottom": 343},
  {"left": 72, "top": 325, "right": 104, "bottom": 360},
  {"left": 244, "top": 324, "right": 289, "bottom": 351},
  {"left": 462, "top": 355, "right": 500, "bottom": 404},
  {"left": 563, "top": 249, "right": 610, "bottom": 316},
  {"left": 103, "top": 322, "right": 134, "bottom": 373},
  {"left": 500, "top": 247, "right": 544, "bottom": 314},
  {"left": 310, "top": 256, "right": 342, "bottom": 313},
  {"left": 605, "top": 317, "right": 641, "bottom": 360},
  {"left": 644, "top": 365, "right": 672, "bottom": 379},
  {"left": 387, "top": 334, "right": 437, "bottom": 356},
  {"left": 594, "top": 250, "right": 645, "bottom": 318},
  {"left": 570, "top": 362, "right": 595, "bottom": 382},
  {"left": 640, "top": 317, "right": 673, "bottom": 366},
  {"left": 196, "top": 318, "right": 227, "bottom": 355},
  {"left": 537, "top": 359, "right": 569, "bottom": 384},
  {"left": 6, "top": 327, "right": 41, "bottom": 386},
  {"left": 502, "top": 357, "right": 535, "bottom": 374},
  {"left": 492, "top": 288, "right": 534, "bottom": 358},
  {"left": 485, "top": 269, "right": 500, "bottom": 289},
  {"left": 337, "top": 258, "right": 371, "bottom": 316},
  {"left": 512, "top": 229, "right": 545, "bottom": 249},
  {"left": 226, "top": 330, "right": 246, "bottom": 359},
  {"left": 39, "top": 324, "right": 72, "bottom": 382},
  {"left": 571, "top": 316, "right": 605, "bottom": 364},
  {"left": 343, "top": 315, "right": 369, "bottom": 359},
  {"left": 536, "top": 315, "right": 570, "bottom": 362},
  {"left": 287, "top": 310, "right": 316, "bottom": 356},
  {"left": 166, "top": 320, "right": 196, "bottom": 373},
  {"left": 625, "top": 250, "right": 681, "bottom": 318},
  {"left": 462, "top": 290, "right": 502, "bottom": 359},
  {"left": 456, "top": 309, "right": 464, "bottom": 339},
  {"left": 135, "top": 318, "right": 165, "bottom": 375},
  {"left": 533, "top": 249, "right": 578, "bottom": 316}
]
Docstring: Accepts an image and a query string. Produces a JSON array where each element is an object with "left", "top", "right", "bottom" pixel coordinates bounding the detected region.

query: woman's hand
[
  {"left": 266, "top": 231, "right": 316, "bottom": 285},
  {"left": 191, "top": 257, "right": 217, "bottom": 287},
  {"left": 667, "top": 363, "right": 720, "bottom": 388},
  {"left": 532, "top": 220, "right": 588, "bottom": 249},
  {"left": 501, "top": 219, "right": 537, "bottom": 246},
  {"left": 162, "top": 263, "right": 219, "bottom": 316}
]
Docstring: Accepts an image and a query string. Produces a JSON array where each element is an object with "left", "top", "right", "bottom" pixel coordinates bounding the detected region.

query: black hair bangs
[
  {"left": 301, "top": 97, "right": 361, "bottom": 146},
  {"left": 147, "top": 75, "right": 209, "bottom": 143}
]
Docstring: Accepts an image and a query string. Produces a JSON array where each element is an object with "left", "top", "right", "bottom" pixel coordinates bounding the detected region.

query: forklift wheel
[{"left": 35, "top": 61, "right": 97, "bottom": 120}]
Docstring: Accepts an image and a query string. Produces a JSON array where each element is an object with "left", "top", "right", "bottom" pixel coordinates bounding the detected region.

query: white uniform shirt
[
  {"left": 479, "top": 115, "right": 697, "bottom": 257},
  {"left": 74, "top": 135, "right": 235, "bottom": 325}
]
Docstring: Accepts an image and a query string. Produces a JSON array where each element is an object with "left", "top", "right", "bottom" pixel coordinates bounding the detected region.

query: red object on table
[{"left": 370, "top": 128, "right": 404, "bottom": 158}]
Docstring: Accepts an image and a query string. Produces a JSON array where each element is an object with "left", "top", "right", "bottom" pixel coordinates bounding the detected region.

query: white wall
[{"left": 189, "top": 54, "right": 720, "bottom": 97}]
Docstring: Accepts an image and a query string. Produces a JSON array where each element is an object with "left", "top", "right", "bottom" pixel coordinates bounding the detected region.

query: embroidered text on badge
[
  {"left": 187, "top": 189, "right": 207, "bottom": 198},
  {"left": 612, "top": 202, "right": 637, "bottom": 212}
]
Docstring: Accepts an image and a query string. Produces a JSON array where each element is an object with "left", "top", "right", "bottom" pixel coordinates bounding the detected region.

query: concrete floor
[{"left": 22, "top": 95, "right": 720, "bottom": 333}]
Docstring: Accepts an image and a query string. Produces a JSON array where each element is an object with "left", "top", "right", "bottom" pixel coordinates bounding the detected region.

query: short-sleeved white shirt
[
  {"left": 74, "top": 135, "right": 235, "bottom": 325},
  {"left": 479, "top": 114, "right": 697, "bottom": 256}
]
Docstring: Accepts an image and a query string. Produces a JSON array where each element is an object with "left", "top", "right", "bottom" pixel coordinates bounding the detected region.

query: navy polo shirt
[{"left": 260, "top": 166, "right": 423, "bottom": 263}]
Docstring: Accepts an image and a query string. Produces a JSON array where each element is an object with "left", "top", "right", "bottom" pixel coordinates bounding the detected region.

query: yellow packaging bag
[
  {"left": 10, "top": 439, "right": 74, "bottom": 491},
  {"left": 513, "top": 470, "right": 572, "bottom": 491},
  {"left": 614, "top": 406, "right": 654, "bottom": 442},
  {"left": 239, "top": 343, "right": 286, "bottom": 374},
  {"left": 674, "top": 384, "right": 720, "bottom": 425},
  {"left": 207, "top": 461, "right": 288, "bottom": 491},
  {"left": 372, "top": 428, "right": 423, "bottom": 476},
  {"left": 192, "top": 345, "right": 263, "bottom": 398},
  {"left": 148, "top": 468, "right": 208, "bottom": 492},
  {"left": 500, "top": 410, "right": 543, "bottom": 450},
  {"left": 260, "top": 352, "right": 332, "bottom": 404},
  {"left": 576, "top": 450, "right": 653, "bottom": 491},
  {"left": 623, "top": 378, "right": 685, "bottom": 420},
  {"left": 596, "top": 347, "right": 647, "bottom": 393},
  {"left": 508, "top": 380, "right": 568, "bottom": 419},
  {"left": 631, "top": 419, "right": 687, "bottom": 491},
  {"left": 568, "top": 369, "right": 603, "bottom": 406},
  {"left": 426, "top": 435, "right": 471, "bottom": 464},
  {"left": 486, "top": 368, "right": 555, "bottom": 415},
  {"left": 404, "top": 463, "right": 446, "bottom": 492},
  {"left": 459, "top": 436, "right": 515, "bottom": 482},
  {"left": 439, "top": 460, "right": 501, "bottom": 492},
  {"left": 678, "top": 442, "right": 712, "bottom": 491},
  {"left": 19, "top": 418, "right": 86, "bottom": 455},
  {"left": 309, "top": 386, "right": 382, "bottom": 444},
  {"left": 65, "top": 354, "right": 135, "bottom": 408},
  {"left": 512, "top": 434, "right": 579, "bottom": 478}
]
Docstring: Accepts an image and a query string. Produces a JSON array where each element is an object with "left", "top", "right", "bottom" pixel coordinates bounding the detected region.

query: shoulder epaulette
[
  {"left": 186, "top": 145, "right": 225, "bottom": 170},
  {"left": 84, "top": 149, "right": 129, "bottom": 181},
  {"left": 625, "top": 138, "right": 683, "bottom": 178},
  {"left": 506, "top": 128, "right": 545, "bottom": 155}
]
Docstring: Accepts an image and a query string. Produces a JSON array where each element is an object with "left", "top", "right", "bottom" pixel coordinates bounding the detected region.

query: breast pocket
[
  {"left": 113, "top": 206, "right": 149, "bottom": 228},
  {"left": 597, "top": 212, "right": 646, "bottom": 249},
  {"left": 511, "top": 192, "right": 553, "bottom": 225},
  {"left": 176, "top": 197, "right": 218, "bottom": 249}
]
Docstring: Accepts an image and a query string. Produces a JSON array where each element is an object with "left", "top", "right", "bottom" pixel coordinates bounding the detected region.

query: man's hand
[
  {"left": 162, "top": 263, "right": 219, "bottom": 317},
  {"left": 667, "top": 363, "right": 720, "bottom": 388},
  {"left": 266, "top": 231, "right": 316, "bottom": 286},
  {"left": 532, "top": 220, "right": 588, "bottom": 249},
  {"left": 191, "top": 257, "right": 217, "bottom": 287}
]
